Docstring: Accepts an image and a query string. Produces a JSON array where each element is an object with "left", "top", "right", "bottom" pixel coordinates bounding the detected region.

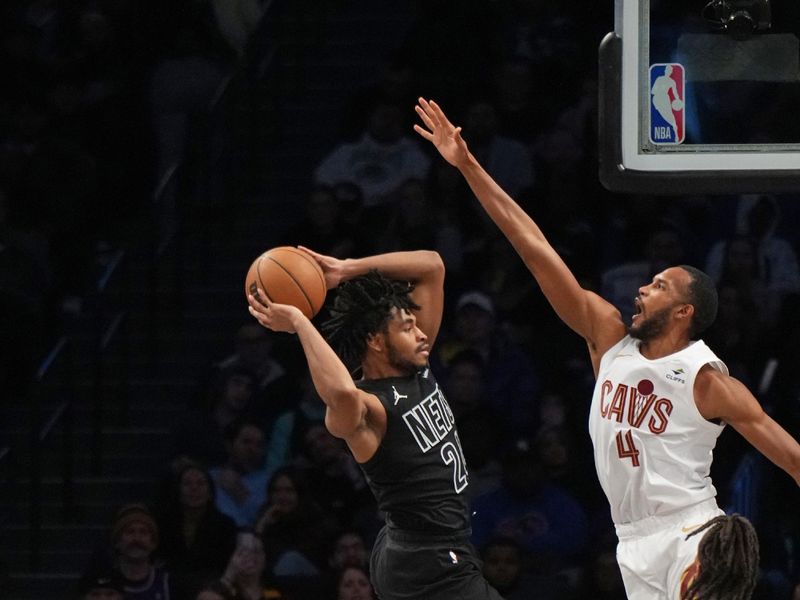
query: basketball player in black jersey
[{"left": 247, "top": 248, "right": 503, "bottom": 600}]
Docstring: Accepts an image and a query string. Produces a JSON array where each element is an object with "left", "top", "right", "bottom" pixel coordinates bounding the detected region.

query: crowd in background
[{"left": 2, "top": 1, "right": 800, "bottom": 599}]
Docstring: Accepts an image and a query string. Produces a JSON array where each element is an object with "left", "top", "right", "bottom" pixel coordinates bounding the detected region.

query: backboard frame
[{"left": 598, "top": 0, "right": 800, "bottom": 194}]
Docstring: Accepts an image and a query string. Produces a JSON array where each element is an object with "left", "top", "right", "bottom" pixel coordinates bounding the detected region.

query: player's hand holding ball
[
  {"left": 244, "top": 246, "right": 327, "bottom": 319},
  {"left": 247, "top": 291, "right": 304, "bottom": 334}
]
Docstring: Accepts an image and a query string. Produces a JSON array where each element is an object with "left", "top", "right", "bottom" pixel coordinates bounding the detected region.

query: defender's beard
[{"left": 629, "top": 305, "right": 672, "bottom": 341}]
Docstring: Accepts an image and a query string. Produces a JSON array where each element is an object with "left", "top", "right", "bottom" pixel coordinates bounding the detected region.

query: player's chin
[{"left": 414, "top": 356, "right": 430, "bottom": 369}]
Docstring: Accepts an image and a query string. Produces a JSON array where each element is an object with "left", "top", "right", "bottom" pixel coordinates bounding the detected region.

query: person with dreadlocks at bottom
[
  {"left": 413, "top": 97, "right": 800, "bottom": 600},
  {"left": 247, "top": 248, "right": 504, "bottom": 600}
]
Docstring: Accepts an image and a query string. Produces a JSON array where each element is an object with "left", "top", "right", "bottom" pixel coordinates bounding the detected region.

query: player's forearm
[
  {"left": 292, "top": 315, "right": 360, "bottom": 409},
  {"left": 457, "top": 154, "right": 551, "bottom": 264},
  {"left": 339, "top": 250, "right": 444, "bottom": 286},
  {"left": 741, "top": 412, "right": 800, "bottom": 486}
]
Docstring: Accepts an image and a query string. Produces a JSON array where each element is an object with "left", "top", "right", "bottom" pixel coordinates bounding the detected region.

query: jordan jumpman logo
[{"left": 392, "top": 386, "right": 408, "bottom": 405}]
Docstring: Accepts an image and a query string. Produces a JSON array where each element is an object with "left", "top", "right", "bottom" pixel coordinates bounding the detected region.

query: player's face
[
  {"left": 629, "top": 267, "right": 690, "bottom": 340},
  {"left": 384, "top": 308, "right": 430, "bottom": 373}
]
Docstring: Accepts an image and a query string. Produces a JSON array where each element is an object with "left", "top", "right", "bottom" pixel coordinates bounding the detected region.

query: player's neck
[
  {"left": 638, "top": 331, "right": 691, "bottom": 360},
  {"left": 361, "top": 356, "right": 413, "bottom": 380}
]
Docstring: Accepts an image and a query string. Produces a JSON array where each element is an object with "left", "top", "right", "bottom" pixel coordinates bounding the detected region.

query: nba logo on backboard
[{"left": 649, "top": 63, "right": 685, "bottom": 144}]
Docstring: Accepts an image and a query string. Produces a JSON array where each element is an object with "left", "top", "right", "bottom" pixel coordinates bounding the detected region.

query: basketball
[
  {"left": 245, "top": 247, "right": 327, "bottom": 318},
  {"left": 671, "top": 99, "right": 684, "bottom": 111}
]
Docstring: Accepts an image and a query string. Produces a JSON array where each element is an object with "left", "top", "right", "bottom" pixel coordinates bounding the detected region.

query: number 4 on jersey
[{"left": 616, "top": 430, "right": 641, "bottom": 467}]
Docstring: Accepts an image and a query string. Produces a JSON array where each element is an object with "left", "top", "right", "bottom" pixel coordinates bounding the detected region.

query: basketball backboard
[{"left": 599, "top": 0, "right": 800, "bottom": 193}]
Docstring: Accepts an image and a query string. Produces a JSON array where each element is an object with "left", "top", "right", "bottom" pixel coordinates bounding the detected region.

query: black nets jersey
[{"left": 356, "top": 367, "right": 470, "bottom": 534}]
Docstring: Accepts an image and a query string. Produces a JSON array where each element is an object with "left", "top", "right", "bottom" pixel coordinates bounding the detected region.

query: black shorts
[{"left": 369, "top": 526, "right": 504, "bottom": 600}]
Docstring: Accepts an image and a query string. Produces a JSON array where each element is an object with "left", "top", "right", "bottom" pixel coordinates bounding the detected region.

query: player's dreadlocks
[
  {"left": 681, "top": 514, "right": 759, "bottom": 600},
  {"left": 321, "top": 270, "right": 420, "bottom": 370}
]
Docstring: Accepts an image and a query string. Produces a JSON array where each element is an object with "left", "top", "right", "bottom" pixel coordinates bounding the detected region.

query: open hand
[{"left": 413, "top": 98, "right": 470, "bottom": 168}]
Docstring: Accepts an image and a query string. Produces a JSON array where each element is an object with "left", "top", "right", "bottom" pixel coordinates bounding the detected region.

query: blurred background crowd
[{"left": 1, "top": 1, "right": 800, "bottom": 599}]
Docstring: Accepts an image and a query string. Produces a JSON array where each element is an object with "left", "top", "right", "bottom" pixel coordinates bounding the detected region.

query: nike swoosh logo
[{"left": 681, "top": 523, "right": 704, "bottom": 533}]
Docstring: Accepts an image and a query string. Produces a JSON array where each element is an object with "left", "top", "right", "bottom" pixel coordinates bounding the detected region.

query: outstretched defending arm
[
  {"left": 696, "top": 367, "right": 800, "bottom": 486},
  {"left": 414, "top": 98, "right": 625, "bottom": 369}
]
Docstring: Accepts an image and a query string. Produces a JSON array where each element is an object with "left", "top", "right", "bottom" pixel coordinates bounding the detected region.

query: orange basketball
[{"left": 245, "top": 247, "right": 327, "bottom": 318}]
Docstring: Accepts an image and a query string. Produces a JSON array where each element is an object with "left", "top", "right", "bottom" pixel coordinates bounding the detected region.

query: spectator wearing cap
[
  {"left": 109, "top": 503, "right": 176, "bottom": 600},
  {"left": 435, "top": 290, "right": 541, "bottom": 443},
  {"left": 75, "top": 568, "right": 124, "bottom": 600}
]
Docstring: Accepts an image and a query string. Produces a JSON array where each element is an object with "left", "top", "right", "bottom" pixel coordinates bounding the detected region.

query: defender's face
[
  {"left": 384, "top": 308, "right": 430, "bottom": 373},
  {"left": 630, "top": 267, "right": 690, "bottom": 340}
]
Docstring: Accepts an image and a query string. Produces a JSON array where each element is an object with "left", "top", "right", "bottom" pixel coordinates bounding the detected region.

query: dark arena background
[{"left": 1, "top": 1, "right": 799, "bottom": 599}]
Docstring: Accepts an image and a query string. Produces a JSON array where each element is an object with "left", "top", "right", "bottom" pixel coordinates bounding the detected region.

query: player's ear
[
  {"left": 366, "top": 332, "right": 384, "bottom": 353},
  {"left": 676, "top": 303, "right": 694, "bottom": 322}
]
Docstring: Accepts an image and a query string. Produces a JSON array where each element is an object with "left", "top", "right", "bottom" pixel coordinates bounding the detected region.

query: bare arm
[
  {"left": 248, "top": 248, "right": 444, "bottom": 460},
  {"left": 696, "top": 367, "right": 800, "bottom": 486},
  {"left": 299, "top": 247, "right": 446, "bottom": 347},
  {"left": 414, "top": 98, "right": 625, "bottom": 366},
  {"left": 247, "top": 294, "right": 380, "bottom": 461}
]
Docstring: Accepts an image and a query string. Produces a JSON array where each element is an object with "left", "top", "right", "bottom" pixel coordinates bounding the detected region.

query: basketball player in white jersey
[{"left": 414, "top": 98, "right": 800, "bottom": 600}]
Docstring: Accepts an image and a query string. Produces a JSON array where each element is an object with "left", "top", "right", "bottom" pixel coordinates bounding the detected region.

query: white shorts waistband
[{"left": 615, "top": 497, "right": 722, "bottom": 540}]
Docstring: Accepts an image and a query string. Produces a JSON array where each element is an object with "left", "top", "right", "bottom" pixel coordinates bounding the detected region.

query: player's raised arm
[
  {"left": 696, "top": 367, "right": 800, "bottom": 486},
  {"left": 299, "top": 247, "right": 445, "bottom": 348},
  {"left": 246, "top": 293, "right": 378, "bottom": 457},
  {"left": 414, "top": 98, "right": 625, "bottom": 362}
]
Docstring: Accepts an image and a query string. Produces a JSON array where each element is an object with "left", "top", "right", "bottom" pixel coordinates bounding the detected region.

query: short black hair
[
  {"left": 321, "top": 270, "right": 419, "bottom": 369},
  {"left": 679, "top": 265, "right": 718, "bottom": 339}
]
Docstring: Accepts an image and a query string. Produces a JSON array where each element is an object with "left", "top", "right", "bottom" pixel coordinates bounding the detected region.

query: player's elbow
[
  {"left": 419, "top": 250, "right": 445, "bottom": 275},
  {"left": 323, "top": 389, "right": 364, "bottom": 438}
]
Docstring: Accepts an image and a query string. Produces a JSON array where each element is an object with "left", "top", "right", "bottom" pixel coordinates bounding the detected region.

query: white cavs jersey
[{"left": 588, "top": 335, "right": 728, "bottom": 524}]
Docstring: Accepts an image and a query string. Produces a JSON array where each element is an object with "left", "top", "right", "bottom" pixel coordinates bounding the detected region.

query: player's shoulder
[{"left": 695, "top": 364, "right": 743, "bottom": 395}]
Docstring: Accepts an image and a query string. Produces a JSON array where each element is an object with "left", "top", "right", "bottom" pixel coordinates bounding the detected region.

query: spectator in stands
[
  {"left": 461, "top": 99, "right": 534, "bottom": 202},
  {"left": 75, "top": 567, "right": 125, "bottom": 600},
  {"left": 533, "top": 425, "right": 604, "bottom": 513},
  {"left": 480, "top": 536, "right": 570, "bottom": 600},
  {"left": 443, "top": 349, "right": 503, "bottom": 501},
  {"left": 219, "top": 530, "right": 285, "bottom": 599},
  {"left": 376, "top": 177, "right": 465, "bottom": 277},
  {"left": 313, "top": 100, "right": 431, "bottom": 217},
  {"left": 703, "top": 281, "right": 761, "bottom": 386},
  {"left": 705, "top": 194, "right": 800, "bottom": 327},
  {"left": 573, "top": 539, "right": 627, "bottom": 599},
  {"left": 212, "top": 323, "right": 297, "bottom": 403},
  {"left": 194, "top": 578, "right": 235, "bottom": 600},
  {"left": 469, "top": 442, "right": 589, "bottom": 574},
  {"left": 173, "top": 363, "right": 259, "bottom": 466},
  {"left": 333, "top": 564, "right": 375, "bottom": 600},
  {"left": 255, "top": 465, "right": 338, "bottom": 579},
  {"left": 281, "top": 184, "right": 369, "bottom": 260},
  {"left": 292, "top": 421, "right": 376, "bottom": 530},
  {"left": 339, "top": 53, "right": 418, "bottom": 141},
  {"left": 435, "top": 290, "right": 541, "bottom": 441},
  {"left": 155, "top": 461, "right": 238, "bottom": 597},
  {"left": 328, "top": 529, "right": 370, "bottom": 573},
  {"left": 108, "top": 503, "right": 176, "bottom": 599},
  {"left": 209, "top": 418, "right": 277, "bottom": 527}
]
